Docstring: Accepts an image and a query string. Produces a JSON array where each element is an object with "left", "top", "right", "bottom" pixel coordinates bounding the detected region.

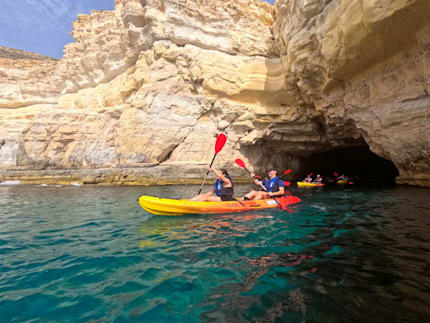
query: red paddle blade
[
  {"left": 215, "top": 134, "right": 227, "bottom": 154},
  {"left": 283, "top": 169, "right": 291, "bottom": 176},
  {"left": 284, "top": 181, "right": 291, "bottom": 186},
  {"left": 234, "top": 158, "right": 246, "bottom": 168}
]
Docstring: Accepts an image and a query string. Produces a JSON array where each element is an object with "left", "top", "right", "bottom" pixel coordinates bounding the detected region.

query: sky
[
  {"left": 0, "top": 0, "right": 274, "bottom": 59},
  {"left": 0, "top": 0, "right": 115, "bottom": 58}
]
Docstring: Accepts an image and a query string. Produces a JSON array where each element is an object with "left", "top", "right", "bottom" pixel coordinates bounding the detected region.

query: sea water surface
[{"left": 0, "top": 183, "right": 429, "bottom": 322}]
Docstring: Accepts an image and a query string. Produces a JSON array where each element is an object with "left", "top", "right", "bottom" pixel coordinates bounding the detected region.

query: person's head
[
  {"left": 220, "top": 169, "right": 229, "bottom": 178},
  {"left": 317, "top": 174, "right": 321, "bottom": 178},
  {"left": 266, "top": 168, "right": 277, "bottom": 178}
]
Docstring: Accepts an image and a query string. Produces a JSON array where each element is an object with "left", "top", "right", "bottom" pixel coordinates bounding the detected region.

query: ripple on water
[{"left": 0, "top": 185, "right": 429, "bottom": 322}]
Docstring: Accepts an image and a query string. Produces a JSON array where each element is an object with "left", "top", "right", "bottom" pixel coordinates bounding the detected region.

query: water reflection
[
  {"left": 138, "top": 212, "right": 275, "bottom": 249},
  {"left": 1, "top": 184, "right": 429, "bottom": 322}
]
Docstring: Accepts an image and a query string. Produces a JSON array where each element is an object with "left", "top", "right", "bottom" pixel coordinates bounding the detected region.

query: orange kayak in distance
[{"left": 138, "top": 195, "right": 302, "bottom": 216}]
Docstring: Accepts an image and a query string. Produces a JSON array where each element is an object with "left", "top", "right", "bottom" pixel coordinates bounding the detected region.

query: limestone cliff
[
  {"left": 273, "top": 0, "right": 430, "bottom": 187},
  {"left": 0, "top": 47, "right": 60, "bottom": 169},
  {"left": 0, "top": 0, "right": 429, "bottom": 187},
  {"left": 1, "top": 0, "right": 280, "bottom": 185}
]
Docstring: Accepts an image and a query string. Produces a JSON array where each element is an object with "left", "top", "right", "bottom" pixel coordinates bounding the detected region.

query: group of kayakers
[
  {"left": 189, "top": 165, "right": 359, "bottom": 202},
  {"left": 191, "top": 167, "right": 285, "bottom": 202},
  {"left": 303, "top": 173, "right": 323, "bottom": 184},
  {"left": 302, "top": 171, "right": 351, "bottom": 184}
]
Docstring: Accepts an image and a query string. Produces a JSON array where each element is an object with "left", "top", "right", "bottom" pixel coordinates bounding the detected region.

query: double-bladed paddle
[{"left": 197, "top": 134, "right": 227, "bottom": 195}]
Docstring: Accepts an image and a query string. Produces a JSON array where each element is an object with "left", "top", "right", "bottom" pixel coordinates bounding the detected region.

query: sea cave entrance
[{"left": 300, "top": 146, "right": 399, "bottom": 185}]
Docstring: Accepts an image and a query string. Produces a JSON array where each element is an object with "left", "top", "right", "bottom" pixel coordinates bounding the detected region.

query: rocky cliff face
[
  {"left": 273, "top": 0, "right": 430, "bottom": 186},
  {"left": 0, "top": 0, "right": 429, "bottom": 187},
  {"left": 0, "top": 47, "right": 60, "bottom": 169}
]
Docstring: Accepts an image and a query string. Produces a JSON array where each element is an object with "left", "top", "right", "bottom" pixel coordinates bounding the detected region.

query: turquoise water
[{"left": 0, "top": 184, "right": 429, "bottom": 322}]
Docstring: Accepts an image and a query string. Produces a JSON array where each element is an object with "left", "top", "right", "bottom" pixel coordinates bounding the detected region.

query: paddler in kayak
[
  {"left": 190, "top": 168, "right": 234, "bottom": 201},
  {"left": 303, "top": 173, "right": 313, "bottom": 183},
  {"left": 338, "top": 174, "right": 346, "bottom": 181},
  {"left": 313, "top": 174, "right": 323, "bottom": 184},
  {"left": 242, "top": 168, "right": 285, "bottom": 201}
]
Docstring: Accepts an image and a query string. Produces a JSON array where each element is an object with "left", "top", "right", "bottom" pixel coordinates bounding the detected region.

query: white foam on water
[{"left": 0, "top": 180, "right": 22, "bottom": 186}]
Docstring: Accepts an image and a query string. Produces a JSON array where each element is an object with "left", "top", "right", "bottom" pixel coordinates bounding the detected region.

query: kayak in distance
[
  {"left": 138, "top": 195, "right": 302, "bottom": 216},
  {"left": 297, "top": 181, "right": 325, "bottom": 188},
  {"left": 337, "top": 180, "right": 354, "bottom": 185}
]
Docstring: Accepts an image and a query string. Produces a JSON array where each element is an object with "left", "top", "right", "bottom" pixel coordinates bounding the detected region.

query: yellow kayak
[
  {"left": 297, "top": 181, "right": 325, "bottom": 188},
  {"left": 138, "top": 195, "right": 302, "bottom": 216}
]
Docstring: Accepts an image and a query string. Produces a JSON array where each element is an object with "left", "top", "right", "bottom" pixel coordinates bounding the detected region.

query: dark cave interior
[{"left": 300, "top": 146, "right": 399, "bottom": 185}]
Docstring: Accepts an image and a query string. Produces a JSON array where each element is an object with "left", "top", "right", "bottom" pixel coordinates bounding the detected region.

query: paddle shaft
[
  {"left": 242, "top": 167, "right": 252, "bottom": 175},
  {"left": 197, "top": 154, "right": 217, "bottom": 195},
  {"left": 234, "top": 198, "right": 245, "bottom": 206}
]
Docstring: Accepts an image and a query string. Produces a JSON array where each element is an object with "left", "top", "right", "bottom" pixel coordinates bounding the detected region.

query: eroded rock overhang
[{"left": 271, "top": 0, "right": 430, "bottom": 187}]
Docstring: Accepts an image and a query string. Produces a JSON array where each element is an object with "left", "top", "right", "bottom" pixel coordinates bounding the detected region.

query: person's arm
[
  {"left": 269, "top": 186, "right": 284, "bottom": 197},
  {"left": 211, "top": 168, "right": 232, "bottom": 187},
  {"left": 250, "top": 173, "right": 262, "bottom": 186}
]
